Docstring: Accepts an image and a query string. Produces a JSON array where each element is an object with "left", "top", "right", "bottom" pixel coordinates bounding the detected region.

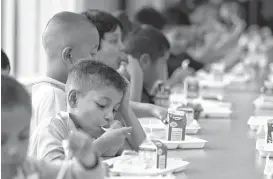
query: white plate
[
  {"left": 159, "top": 136, "right": 207, "bottom": 149},
  {"left": 104, "top": 157, "right": 189, "bottom": 176},
  {"left": 140, "top": 118, "right": 201, "bottom": 135},
  {"left": 256, "top": 139, "right": 273, "bottom": 158},
  {"left": 247, "top": 116, "right": 272, "bottom": 131}
]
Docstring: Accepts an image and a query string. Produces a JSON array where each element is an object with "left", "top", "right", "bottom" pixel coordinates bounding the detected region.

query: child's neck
[{"left": 46, "top": 66, "right": 67, "bottom": 84}]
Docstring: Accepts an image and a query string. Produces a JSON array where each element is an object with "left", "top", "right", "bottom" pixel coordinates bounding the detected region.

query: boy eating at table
[
  {"left": 29, "top": 60, "right": 138, "bottom": 160},
  {"left": 2, "top": 75, "right": 104, "bottom": 179},
  {"left": 121, "top": 25, "right": 170, "bottom": 104}
]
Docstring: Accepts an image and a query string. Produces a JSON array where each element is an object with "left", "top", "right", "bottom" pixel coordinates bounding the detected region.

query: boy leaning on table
[
  {"left": 119, "top": 25, "right": 170, "bottom": 104},
  {"left": 29, "top": 11, "right": 166, "bottom": 149},
  {"left": 29, "top": 60, "right": 138, "bottom": 160},
  {"left": 2, "top": 75, "right": 104, "bottom": 179},
  {"left": 29, "top": 11, "right": 146, "bottom": 151}
]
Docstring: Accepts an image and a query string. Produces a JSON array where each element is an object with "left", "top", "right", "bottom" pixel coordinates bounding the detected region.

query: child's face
[
  {"left": 100, "top": 26, "right": 124, "bottom": 52},
  {"left": 72, "top": 85, "right": 123, "bottom": 138},
  {"left": 1, "top": 106, "right": 31, "bottom": 179},
  {"left": 142, "top": 51, "right": 170, "bottom": 88}
]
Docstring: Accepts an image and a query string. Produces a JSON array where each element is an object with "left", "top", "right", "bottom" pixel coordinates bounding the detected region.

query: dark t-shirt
[{"left": 167, "top": 52, "right": 204, "bottom": 77}]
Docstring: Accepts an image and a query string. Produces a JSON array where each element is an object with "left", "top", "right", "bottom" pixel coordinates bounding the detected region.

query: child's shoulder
[{"left": 30, "top": 112, "right": 74, "bottom": 142}]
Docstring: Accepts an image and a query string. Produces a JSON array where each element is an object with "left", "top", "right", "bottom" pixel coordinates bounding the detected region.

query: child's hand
[
  {"left": 96, "top": 125, "right": 132, "bottom": 157},
  {"left": 126, "top": 55, "right": 143, "bottom": 80},
  {"left": 116, "top": 55, "right": 143, "bottom": 81},
  {"left": 166, "top": 67, "right": 194, "bottom": 87},
  {"left": 68, "top": 131, "right": 98, "bottom": 168},
  {"left": 149, "top": 104, "right": 168, "bottom": 124},
  {"left": 120, "top": 77, "right": 131, "bottom": 109},
  {"left": 96, "top": 50, "right": 128, "bottom": 70}
]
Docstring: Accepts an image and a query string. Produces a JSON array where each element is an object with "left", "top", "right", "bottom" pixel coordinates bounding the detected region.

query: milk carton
[
  {"left": 265, "top": 119, "right": 273, "bottom": 151},
  {"left": 166, "top": 108, "right": 187, "bottom": 141},
  {"left": 261, "top": 81, "right": 273, "bottom": 102},
  {"left": 184, "top": 77, "right": 200, "bottom": 99},
  {"left": 139, "top": 139, "right": 168, "bottom": 169},
  {"left": 154, "top": 87, "right": 170, "bottom": 108},
  {"left": 176, "top": 107, "right": 194, "bottom": 125}
]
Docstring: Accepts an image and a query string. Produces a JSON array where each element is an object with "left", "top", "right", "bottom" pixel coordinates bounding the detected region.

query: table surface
[{"left": 171, "top": 82, "right": 270, "bottom": 179}]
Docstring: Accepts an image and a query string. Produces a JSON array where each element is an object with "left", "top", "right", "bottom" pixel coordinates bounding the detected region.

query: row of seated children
[
  {"left": 27, "top": 8, "right": 172, "bottom": 163},
  {"left": 1, "top": 8, "right": 188, "bottom": 179}
]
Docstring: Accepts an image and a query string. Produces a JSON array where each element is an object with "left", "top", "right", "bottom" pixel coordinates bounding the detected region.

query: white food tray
[
  {"left": 200, "top": 100, "right": 232, "bottom": 109},
  {"left": 140, "top": 118, "right": 201, "bottom": 135},
  {"left": 109, "top": 175, "right": 176, "bottom": 179},
  {"left": 158, "top": 136, "right": 207, "bottom": 150},
  {"left": 247, "top": 116, "right": 272, "bottom": 131},
  {"left": 104, "top": 157, "right": 189, "bottom": 176},
  {"left": 199, "top": 80, "right": 229, "bottom": 89},
  {"left": 254, "top": 109, "right": 273, "bottom": 116},
  {"left": 256, "top": 139, "right": 273, "bottom": 158},
  {"left": 201, "top": 107, "right": 232, "bottom": 118},
  {"left": 254, "top": 97, "right": 273, "bottom": 110}
]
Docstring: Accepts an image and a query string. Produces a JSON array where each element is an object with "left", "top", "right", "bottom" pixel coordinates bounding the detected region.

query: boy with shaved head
[
  {"left": 31, "top": 12, "right": 100, "bottom": 135},
  {"left": 30, "top": 11, "right": 146, "bottom": 156}
]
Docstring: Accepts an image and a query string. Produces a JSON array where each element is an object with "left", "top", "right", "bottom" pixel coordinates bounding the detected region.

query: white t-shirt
[{"left": 29, "top": 77, "right": 66, "bottom": 136}]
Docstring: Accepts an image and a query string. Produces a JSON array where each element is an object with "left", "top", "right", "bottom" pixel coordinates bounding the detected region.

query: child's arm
[
  {"left": 28, "top": 117, "right": 69, "bottom": 162},
  {"left": 129, "top": 101, "right": 168, "bottom": 122},
  {"left": 119, "top": 80, "right": 146, "bottom": 151},
  {"left": 35, "top": 131, "right": 105, "bottom": 179},
  {"left": 125, "top": 55, "right": 144, "bottom": 102}
]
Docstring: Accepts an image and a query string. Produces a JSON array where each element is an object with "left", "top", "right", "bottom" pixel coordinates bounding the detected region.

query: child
[
  {"left": 122, "top": 25, "right": 171, "bottom": 104},
  {"left": 81, "top": 9, "right": 168, "bottom": 118},
  {"left": 1, "top": 49, "right": 11, "bottom": 75},
  {"left": 29, "top": 60, "right": 137, "bottom": 160},
  {"left": 82, "top": 9, "right": 143, "bottom": 102},
  {"left": 1, "top": 75, "right": 104, "bottom": 179},
  {"left": 30, "top": 11, "right": 126, "bottom": 136}
]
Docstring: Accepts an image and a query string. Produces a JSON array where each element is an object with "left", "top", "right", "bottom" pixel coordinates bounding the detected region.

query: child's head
[
  {"left": 1, "top": 50, "right": 10, "bottom": 75},
  {"left": 82, "top": 9, "right": 124, "bottom": 52},
  {"left": 66, "top": 60, "right": 127, "bottom": 138},
  {"left": 113, "top": 10, "right": 141, "bottom": 42},
  {"left": 134, "top": 7, "right": 166, "bottom": 31},
  {"left": 43, "top": 12, "right": 99, "bottom": 79},
  {"left": 162, "top": 5, "right": 191, "bottom": 26},
  {"left": 1, "top": 75, "right": 32, "bottom": 179},
  {"left": 123, "top": 25, "right": 170, "bottom": 89}
]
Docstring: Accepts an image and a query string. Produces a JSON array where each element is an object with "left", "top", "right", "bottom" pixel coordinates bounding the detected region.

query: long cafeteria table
[{"left": 171, "top": 77, "right": 268, "bottom": 179}]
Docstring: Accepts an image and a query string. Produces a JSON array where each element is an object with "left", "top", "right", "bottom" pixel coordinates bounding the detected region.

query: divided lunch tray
[
  {"left": 103, "top": 157, "right": 189, "bottom": 176},
  {"left": 155, "top": 136, "right": 207, "bottom": 150},
  {"left": 256, "top": 139, "right": 273, "bottom": 158},
  {"left": 247, "top": 116, "right": 272, "bottom": 131},
  {"left": 109, "top": 175, "right": 176, "bottom": 179},
  {"left": 201, "top": 107, "right": 232, "bottom": 118},
  {"left": 253, "top": 97, "right": 273, "bottom": 110},
  {"left": 140, "top": 117, "right": 201, "bottom": 135}
]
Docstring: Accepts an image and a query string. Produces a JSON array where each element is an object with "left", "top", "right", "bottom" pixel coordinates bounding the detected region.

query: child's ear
[
  {"left": 139, "top": 53, "right": 151, "bottom": 69},
  {"left": 68, "top": 90, "right": 78, "bottom": 108},
  {"left": 62, "top": 47, "right": 73, "bottom": 65}
]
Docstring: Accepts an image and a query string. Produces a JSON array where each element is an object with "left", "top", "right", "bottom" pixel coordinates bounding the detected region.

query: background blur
[{"left": 2, "top": 0, "right": 273, "bottom": 79}]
